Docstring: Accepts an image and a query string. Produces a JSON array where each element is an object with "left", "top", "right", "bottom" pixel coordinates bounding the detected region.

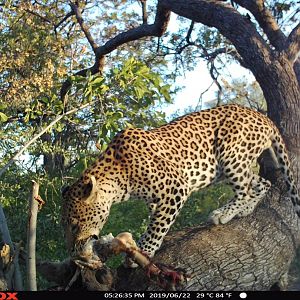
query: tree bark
[{"left": 148, "top": 189, "right": 300, "bottom": 291}]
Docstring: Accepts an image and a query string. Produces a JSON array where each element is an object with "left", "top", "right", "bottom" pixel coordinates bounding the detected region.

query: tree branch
[
  {"left": 38, "top": 187, "right": 300, "bottom": 290},
  {"left": 140, "top": 0, "right": 148, "bottom": 24},
  {"left": 54, "top": 11, "right": 75, "bottom": 33},
  {"left": 60, "top": 1, "right": 170, "bottom": 102},
  {"left": 285, "top": 23, "right": 300, "bottom": 63},
  {"left": 94, "top": 3, "right": 170, "bottom": 58},
  {"left": 233, "top": 0, "right": 287, "bottom": 50},
  {"left": 185, "top": 21, "right": 195, "bottom": 44},
  {"left": 24, "top": 9, "right": 52, "bottom": 24},
  {"left": 160, "top": 0, "right": 272, "bottom": 73},
  {"left": 69, "top": 1, "right": 99, "bottom": 53}
]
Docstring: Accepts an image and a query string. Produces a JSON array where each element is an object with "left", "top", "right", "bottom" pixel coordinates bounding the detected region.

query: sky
[
  {"left": 162, "top": 61, "right": 215, "bottom": 117},
  {"left": 160, "top": 12, "right": 254, "bottom": 118},
  {"left": 162, "top": 59, "right": 254, "bottom": 118}
]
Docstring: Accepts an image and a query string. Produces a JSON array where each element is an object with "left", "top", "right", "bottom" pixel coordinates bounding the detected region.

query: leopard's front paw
[{"left": 209, "top": 207, "right": 237, "bottom": 225}]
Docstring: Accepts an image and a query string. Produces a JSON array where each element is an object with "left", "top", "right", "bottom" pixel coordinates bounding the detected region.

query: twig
[{"left": 69, "top": 1, "right": 98, "bottom": 53}]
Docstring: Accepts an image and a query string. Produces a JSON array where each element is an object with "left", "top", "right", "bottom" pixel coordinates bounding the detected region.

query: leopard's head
[{"left": 61, "top": 175, "right": 111, "bottom": 257}]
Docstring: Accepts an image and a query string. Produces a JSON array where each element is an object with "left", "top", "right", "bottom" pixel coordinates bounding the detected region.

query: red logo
[{"left": 0, "top": 293, "right": 18, "bottom": 300}]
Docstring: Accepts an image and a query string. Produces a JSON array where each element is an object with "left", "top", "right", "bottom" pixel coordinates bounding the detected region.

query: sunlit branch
[{"left": 69, "top": 1, "right": 99, "bottom": 53}]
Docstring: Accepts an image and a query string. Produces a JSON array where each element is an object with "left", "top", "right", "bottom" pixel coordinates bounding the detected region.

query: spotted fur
[{"left": 62, "top": 104, "right": 300, "bottom": 257}]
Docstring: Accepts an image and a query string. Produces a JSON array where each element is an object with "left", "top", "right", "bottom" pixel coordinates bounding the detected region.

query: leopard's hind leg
[
  {"left": 210, "top": 167, "right": 271, "bottom": 224},
  {"left": 237, "top": 173, "right": 271, "bottom": 217}
]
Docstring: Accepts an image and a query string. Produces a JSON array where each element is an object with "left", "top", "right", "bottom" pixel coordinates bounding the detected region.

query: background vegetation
[{"left": 0, "top": 0, "right": 299, "bottom": 289}]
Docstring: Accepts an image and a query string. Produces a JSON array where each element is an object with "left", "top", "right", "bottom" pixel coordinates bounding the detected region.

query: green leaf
[
  {"left": 55, "top": 123, "right": 64, "bottom": 133},
  {"left": 0, "top": 112, "right": 8, "bottom": 122},
  {"left": 91, "top": 76, "right": 104, "bottom": 85},
  {"left": 0, "top": 103, "right": 7, "bottom": 110},
  {"left": 39, "top": 97, "right": 50, "bottom": 105}
]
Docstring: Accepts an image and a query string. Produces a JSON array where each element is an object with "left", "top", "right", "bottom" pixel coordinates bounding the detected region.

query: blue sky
[
  {"left": 163, "top": 59, "right": 254, "bottom": 118},
  {"left": 161, "top": 12, "right": 254, "bottom": 118}
]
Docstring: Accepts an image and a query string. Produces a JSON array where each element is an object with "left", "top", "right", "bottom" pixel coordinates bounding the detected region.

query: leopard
[{"left": 61, "top": 104, "right": 300, "bottom": 259}]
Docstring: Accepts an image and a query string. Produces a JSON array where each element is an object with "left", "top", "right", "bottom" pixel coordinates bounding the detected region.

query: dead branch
[{"left": 26, "top": 180, "right": 40, "bottom": 291}]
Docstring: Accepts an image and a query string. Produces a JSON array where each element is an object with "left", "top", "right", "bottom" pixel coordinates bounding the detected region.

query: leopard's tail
[{"left": 270, "top": 127, "right": 300, "bottom": 217}]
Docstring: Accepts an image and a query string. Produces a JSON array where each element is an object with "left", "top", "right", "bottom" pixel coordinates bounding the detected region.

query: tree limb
[
  {"left": 60, "top": 1, "right": 170, "bottom": 102},
  {"left": 160, "top": 0, "right": 272, "bottom": 72},
  {"left": 95, "top": 2, "right": 170, "bottom": 58},
  {"left": 38, "top": 186, "right": 300, "bottom": 291},
  {"left": 24, "top": 9, "right": 52, "bottom": 24},
  {"left": 140, "top": 0, "right": 148, "bottom": 24},
  {"left": 233, "top": 0, "right": 286, "bottom": 50},
  {"left": 69, "top": 1, "right": 99, "bottom": 53},
  {"left": 54, "top": 11, "right": 75, "bottom": 33},
  {"left": 285, "top": 23, "right": 300, "bottom": 63}
]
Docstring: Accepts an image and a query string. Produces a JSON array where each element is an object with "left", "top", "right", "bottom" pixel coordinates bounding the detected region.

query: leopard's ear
[{"left": 84, "top": 175, "right": 98, "bottom": 204}]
